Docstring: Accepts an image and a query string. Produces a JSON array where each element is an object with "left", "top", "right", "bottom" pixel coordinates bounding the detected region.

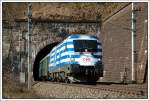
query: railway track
[{"left": 33, "top": 81, "right": 147, "bottom": 97}]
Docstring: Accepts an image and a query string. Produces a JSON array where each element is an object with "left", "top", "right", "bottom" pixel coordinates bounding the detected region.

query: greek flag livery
[
  {"left": 49, "top": 35, "right": 102, "bottom": 71},
  {"left": 39, "top": 34, "right": 103, "bottom": 82}
]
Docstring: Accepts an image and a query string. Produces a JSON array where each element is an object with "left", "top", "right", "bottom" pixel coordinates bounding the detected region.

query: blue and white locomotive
[{"left": 39, "top": 34, "right": 103, "bottom": 83}]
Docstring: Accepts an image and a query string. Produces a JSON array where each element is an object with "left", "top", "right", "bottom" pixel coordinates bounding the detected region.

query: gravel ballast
[{"left": 32, "top": 82, "right": 147, "bottom": 99}]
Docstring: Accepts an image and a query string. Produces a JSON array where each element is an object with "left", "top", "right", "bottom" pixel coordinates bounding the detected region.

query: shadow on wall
[
  {"left": 33, "top": 42, "right": 59, "bottom": 81},
  {"left": 144, "top": 60, "right": 148, "bottom": 83}
]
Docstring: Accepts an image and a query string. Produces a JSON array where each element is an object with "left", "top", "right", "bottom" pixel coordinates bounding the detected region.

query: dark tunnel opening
[
  {"left": 144, "top": 59, "right": 148, "bottom": 83},
  {"left": 33, "top": 42, "right": 59, "bottom": 81}
]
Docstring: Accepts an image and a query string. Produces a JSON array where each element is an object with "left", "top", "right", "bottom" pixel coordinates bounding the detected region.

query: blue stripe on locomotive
[{"left": 48, "top": 35, "right": 102, "bottom": 71}]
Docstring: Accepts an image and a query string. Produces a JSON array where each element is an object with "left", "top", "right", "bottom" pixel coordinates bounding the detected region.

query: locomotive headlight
[{"left": 98, "top": 59, "right": 101, "bottom": 61}]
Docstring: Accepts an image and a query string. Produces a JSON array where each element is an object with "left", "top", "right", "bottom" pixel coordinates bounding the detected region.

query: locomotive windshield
[{"left": 73, "top": 40, "right": 97, "bottom": 52}]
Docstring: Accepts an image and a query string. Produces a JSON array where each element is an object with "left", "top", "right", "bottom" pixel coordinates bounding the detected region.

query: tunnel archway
[{"left": 33, "top": 42, "right": 59, "bottom": 81}]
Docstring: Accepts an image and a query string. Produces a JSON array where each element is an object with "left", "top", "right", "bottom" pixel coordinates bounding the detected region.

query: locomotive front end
[{"left": 68, "top": 37, "right": 103, "bottom": 82}]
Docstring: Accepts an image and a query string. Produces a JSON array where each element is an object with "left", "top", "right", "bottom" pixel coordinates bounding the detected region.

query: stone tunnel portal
[{"left": 33, "top": 42, "right": 59, "bottom": 81}]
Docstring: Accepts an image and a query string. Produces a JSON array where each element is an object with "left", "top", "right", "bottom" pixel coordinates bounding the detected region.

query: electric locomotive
[{"left": 39, "top": 34, "right": 103, "bottom": 83}]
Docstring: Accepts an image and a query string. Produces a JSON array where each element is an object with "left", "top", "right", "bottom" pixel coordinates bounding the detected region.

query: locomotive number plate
[{"left": 83, "top": 58, "right": 91, "bottom": 62}]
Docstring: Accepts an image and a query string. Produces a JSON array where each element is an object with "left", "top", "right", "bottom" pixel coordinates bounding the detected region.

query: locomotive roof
[{"left": 67, "top": 34, "right": 98, "bottom": 39}]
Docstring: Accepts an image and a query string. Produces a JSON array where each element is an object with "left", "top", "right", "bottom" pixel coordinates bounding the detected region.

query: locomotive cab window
[{"left": 73, "top": 40, "right": 98, "bottom": 52}]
